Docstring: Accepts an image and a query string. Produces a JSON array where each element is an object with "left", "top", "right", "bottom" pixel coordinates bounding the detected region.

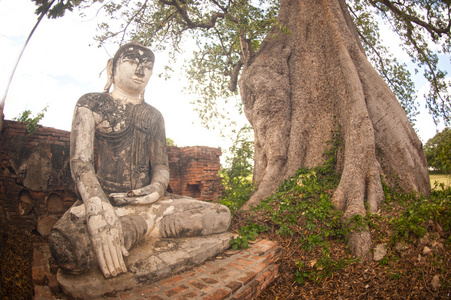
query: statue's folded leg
[
  {"left": 49, "top": 201, "right": 148, "bottom": 275},
  {"left": 153, "top": 198, "right": 231, "bottom": 238}
]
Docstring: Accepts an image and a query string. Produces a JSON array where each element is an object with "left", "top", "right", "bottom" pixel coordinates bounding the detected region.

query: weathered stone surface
[
  {"left": 57, "top": 232, "right": 233, "bottom": 298},
  {"left": 37, "top": 216, "right": 58, "bottom": 237},
  {"left": 423, "top": 246, "right": 433, "bottom": 255},
  {"left": 431, "top": 274, "right": 441, "bottom": 290},
  {"left": 395, "top": 242, "right": 409, "bottom": 253},
  {"left": 373, "top": 243, "right": 387, "bottom": 262}
]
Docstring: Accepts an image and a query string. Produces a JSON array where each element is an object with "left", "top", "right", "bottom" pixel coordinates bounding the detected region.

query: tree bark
[{"left": 239, "top": 0, "right": 430, "bottom": 260}]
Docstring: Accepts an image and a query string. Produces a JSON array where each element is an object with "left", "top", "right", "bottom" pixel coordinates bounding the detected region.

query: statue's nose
[{"left": 135, "top": 64, "right": 145, "bottom": 76}]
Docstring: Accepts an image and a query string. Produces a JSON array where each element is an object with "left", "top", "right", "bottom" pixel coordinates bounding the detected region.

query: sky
[
  {"left": 0, "top": 0, "right": 448, "bottom": 154},
  {"left": 0, "top": 0, "right": 237, "bottom": 150}
]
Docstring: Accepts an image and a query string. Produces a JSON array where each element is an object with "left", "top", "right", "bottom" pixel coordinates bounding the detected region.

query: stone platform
[{"left": 33, "top": 239, "right": 280, "bottom": 299}]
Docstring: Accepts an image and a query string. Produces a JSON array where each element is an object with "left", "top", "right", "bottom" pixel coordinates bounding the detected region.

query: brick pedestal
[{"left": 33, "top": 239, "right": 280, "bottom": 300}]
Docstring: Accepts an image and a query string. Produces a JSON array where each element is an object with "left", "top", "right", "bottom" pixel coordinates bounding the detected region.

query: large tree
[{"left": 32, "top": 0, "right": 450, "bottom": 260}]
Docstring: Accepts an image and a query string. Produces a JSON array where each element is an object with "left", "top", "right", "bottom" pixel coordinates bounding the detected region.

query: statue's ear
[
  {"left": 103, "top": 58, "right": 114, "bottom": 93},
  {"left": 106, "top": 58, "right": 114, "bottom": 80}
]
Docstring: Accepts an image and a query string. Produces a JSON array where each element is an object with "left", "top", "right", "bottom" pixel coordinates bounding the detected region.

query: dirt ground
[{"left": 231, "top": 208, "right": 451, "bottom": 299}]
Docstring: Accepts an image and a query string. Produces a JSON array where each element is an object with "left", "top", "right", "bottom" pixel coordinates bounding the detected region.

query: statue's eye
[{"left": 122, "top": 55, "right": 139, "bottom": 63}]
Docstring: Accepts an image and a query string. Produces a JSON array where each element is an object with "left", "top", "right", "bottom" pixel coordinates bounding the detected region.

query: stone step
[{"left": 33, "top": 239, "right": 280, "bottom": 300}]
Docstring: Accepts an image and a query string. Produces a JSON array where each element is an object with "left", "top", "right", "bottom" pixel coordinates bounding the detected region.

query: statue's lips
[{"left": 132, "top": 77, "right": 144, "bottom": 84}]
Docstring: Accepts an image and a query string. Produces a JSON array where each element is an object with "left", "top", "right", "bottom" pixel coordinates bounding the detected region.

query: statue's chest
[{"left": 95, "top": 101, "right": 133, "bottom": 133}]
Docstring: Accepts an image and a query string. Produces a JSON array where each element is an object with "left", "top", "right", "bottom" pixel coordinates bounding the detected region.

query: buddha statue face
[{"left": 109, "top": 43, "right": 155, "bottom": 98}]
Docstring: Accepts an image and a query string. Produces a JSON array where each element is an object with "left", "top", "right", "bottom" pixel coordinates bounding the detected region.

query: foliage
[
  {"left": 13, "top": 106, "right": 48, "bottom": 135},
  {"left": 424, "top": 128, "right": 451, "bottom": 173},
  {"left": 383, "top": 181, "right": 451, "bottom": 245},
  {"left": 230, "top": 223, "right": 269, "bottom": 250},
  {"left": 361, "top": 0, "right": 451, "bottom": 125},
  {"left": 31, "top": 0, "right": 79, "bottom": 18},
  {"left": 30, "top": 0, "right": 451, "bottom": 127},
  {"left": 166, "top": 137, "right": 177, "bottom": 146},
  {"left": 256, "top": 153, "right": 355, "bottom": 283},
  {"left": 220, "top": 126, "right": 254, "bottom": 214}
]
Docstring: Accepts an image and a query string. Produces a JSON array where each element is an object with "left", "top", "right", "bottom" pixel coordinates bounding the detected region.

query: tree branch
[
  {"left": 369, "top": 0, "right": 451, "bottom": 39},
  {"left": 228, "top": 59, "right": 243, "bottom": 92},
  {"left": 158, "top": 0, "right": 227, "bottom": 29},
  {"left": 120, "top": 0, "right": 149, "bottom": 44}
]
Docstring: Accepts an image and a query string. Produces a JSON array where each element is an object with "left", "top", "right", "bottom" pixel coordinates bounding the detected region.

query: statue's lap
[{"left": 49, "top": 195, "right": 231, "bottom": 275}]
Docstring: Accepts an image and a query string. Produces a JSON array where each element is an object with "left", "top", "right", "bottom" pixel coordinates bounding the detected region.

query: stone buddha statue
[{"left": 49, "top": 43, "right": 231, "bottom": 280}]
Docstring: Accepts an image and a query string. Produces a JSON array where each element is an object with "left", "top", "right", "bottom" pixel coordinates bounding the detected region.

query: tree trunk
[{"left": 239, "top": 0, "right": 430, "bottom": 260}]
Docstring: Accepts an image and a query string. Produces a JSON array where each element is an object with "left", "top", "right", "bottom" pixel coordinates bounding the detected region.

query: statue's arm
[{"left": 70, "top": 104, "right": 128, "bottom": 278}]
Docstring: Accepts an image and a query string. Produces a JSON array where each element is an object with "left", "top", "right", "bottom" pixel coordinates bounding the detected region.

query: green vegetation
[
  {"left": 219, "top": 126, "right": 254, "bottom": 214},
  {"left": 430, "top": 174, "right": 451, "bottom": 189},
  {"left": 13, "top": 106, "right": 48, "bottom": 135},
  {"left": 166, "top": 137, "right": 177, "bottom": 146},
  {"left": 226, "top": 166, "right": 451, "bottom": 287},
  {"left": 424, "top": 128, "right": 451, "bottom": 173},
  {"left": 230, "top": 223, "right": 269, "bottom": 250},
  {"left": 223, "top": 129, "right": 450, "bottom": 289},
  {"left": 383, "top": 182, "right": 451, "bottom": 245}
]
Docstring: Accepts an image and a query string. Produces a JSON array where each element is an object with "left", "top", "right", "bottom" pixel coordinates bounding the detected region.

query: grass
[{"left": 430, "top": 173, "right": 451, "bottom": 189}]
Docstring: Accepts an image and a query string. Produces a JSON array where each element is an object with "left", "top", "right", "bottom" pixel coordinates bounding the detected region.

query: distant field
[{"left": 430, "top": 174, "right": 451, "bottom": 189}]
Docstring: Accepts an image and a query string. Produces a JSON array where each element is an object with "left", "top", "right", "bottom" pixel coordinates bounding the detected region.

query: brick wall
[
  {"left": 0, "top": 120, "right": 223, "bottom": 232},
  {"left": 168, "top": 146, "right": 223, "bottom": 200}
]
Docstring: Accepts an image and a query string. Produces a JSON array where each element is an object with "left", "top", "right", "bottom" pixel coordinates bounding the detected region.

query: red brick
[
  {"left": 117, "top": 291, "right": 134, "bottom": 299},
  {"left": 192, "top": 265, "right": 208, "bottom": 274},
  {"left": 147, "top": 296, "right": 164, "bottom": 300},
  {"left": 188, "top": 280, "right": 209, "bottom": 290},
  {"left": 32, "top": 267, "right": 47, "bottom": 285},
  {"left": 200, "top": 277, "right": 219, "bottom": 285},
  {"left": 257, "top": 260, "right": 270, "bottom": 269},
  {"left": 32, "top": 247, "right": 45, "bottom": 268},
  {"left": 237, "top": 271, "right": 257, "bottom": 286},
  {"left": 218, "top": 269, "right": 240, "bottom": 281},
  {"left": 209, "top": 267, "right": 227, "bottom": 275},
  {"left": 226, "top": 281, "right": 242, "bottom": 293},
  {"left": 47, "top": 274, "right": 61, "bottom": 294},
  {"left": 235, "top": 258, "right": 255, "bottom": 265},
  {"left": 203, "top": 288, "right": 231, "bottom": 300},
  {"left": 159, "top": 275, "right": 185, "bottom": 287},
  {"left": 176, "top": 291, "right": 199, "bottom": 299},
  {"left": 227, "top": 262, "right": 247, "bottom": 270},
  {"left": 164, "top": 284, "right": 189, "bottom": 297},
  {"left": 183, "top": 271, "right": 198, "bottom": 278},
  {"left": 134, "top": 284, "right": 160, "bottom": 295},
  {"left": 203, "top": 262, "right": 217, "bottom": 270},
  {"left": 34, "top": 285, "right": 55, "bottom": 300}
]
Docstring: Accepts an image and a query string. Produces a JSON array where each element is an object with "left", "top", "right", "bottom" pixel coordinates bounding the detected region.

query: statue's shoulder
[
  {"left": 140, "top": 102, "right": 164, "bottom": 121},
  {"left": 76, "top": 93, "right": 112, "bottom": 112}
]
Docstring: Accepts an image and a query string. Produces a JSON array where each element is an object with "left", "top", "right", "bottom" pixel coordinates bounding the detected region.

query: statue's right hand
[
  {"left": 109, "top": 192, "right": 130, "bottom": 206},
  {"left": 86, "top": 197, "right": 129, "bottom": 278},
  {"left": 109, "top": 192, "right": 160, "bottom": 206}
]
